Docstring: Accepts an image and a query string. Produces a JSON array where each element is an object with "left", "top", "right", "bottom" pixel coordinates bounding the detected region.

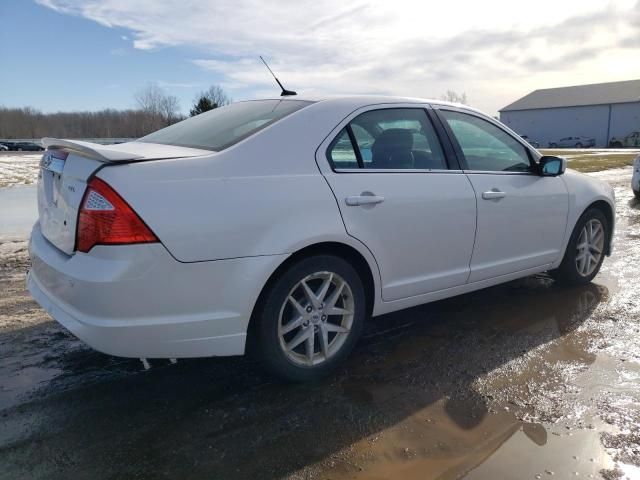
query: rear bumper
[{"left": 27, "top": 224, "right": 287, "bottom": 358}]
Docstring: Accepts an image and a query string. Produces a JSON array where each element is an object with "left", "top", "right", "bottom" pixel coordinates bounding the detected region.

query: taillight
[{"left": 76, "top": 177, "right": 158, "bottom": 253}]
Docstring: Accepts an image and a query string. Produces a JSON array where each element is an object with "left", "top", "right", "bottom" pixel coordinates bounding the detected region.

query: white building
[{"left": 499, "top": 79, "right": 640, "bottom": 148}]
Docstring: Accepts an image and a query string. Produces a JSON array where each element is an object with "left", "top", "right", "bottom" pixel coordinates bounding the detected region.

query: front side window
[
  {"left": 139, "top": 99, "right": 313, "bottom": 151},
  {"left": 440, "top": 110, "right": 532, "bottom": 172},
  {"left": 327, "top": 108, "right": 447, "bottom": 170}
]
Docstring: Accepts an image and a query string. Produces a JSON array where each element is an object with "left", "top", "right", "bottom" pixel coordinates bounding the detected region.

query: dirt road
[{"left": 1, "top": 168, "right": 638, "bottom": 480}]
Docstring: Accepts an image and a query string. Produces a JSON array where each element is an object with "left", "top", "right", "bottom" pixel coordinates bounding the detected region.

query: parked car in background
[
  {"left": 520, "top": 135, "right": 540, "bottom": 148},
  {"left": 28, "top": 96, "right": 615, "bottom": 381},
  {"left": 12, "top": 141, "right": 44, "bottom": 151},
  {"left": 633, "top": 155, "right": 640, "bottom": 199},
  {"left": 0, "top": 142, "right": 16, "bottom": 150},
  {"left": 548, "top": 136, "right": 596, "bottom": 148},
  {"left": 610, "top": 131, "right": 640, "bottom": 148}
]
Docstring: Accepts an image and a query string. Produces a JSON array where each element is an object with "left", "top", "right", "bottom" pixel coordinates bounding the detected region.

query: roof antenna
[{"left": 260, "top": 56, "right": 297, "bottom": 96}]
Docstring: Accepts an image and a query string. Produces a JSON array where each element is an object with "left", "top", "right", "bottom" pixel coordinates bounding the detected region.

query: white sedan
[
  {"left": 28, "top": 96, "right": 615, "bottom": 381},
  {"left": 548, "top": 136, "right": 596, "bottom": 148}
]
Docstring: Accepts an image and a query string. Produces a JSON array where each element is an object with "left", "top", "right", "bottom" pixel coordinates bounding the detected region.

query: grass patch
[{"left": 539, "top": 149, "right": 640, "bottom": 173}]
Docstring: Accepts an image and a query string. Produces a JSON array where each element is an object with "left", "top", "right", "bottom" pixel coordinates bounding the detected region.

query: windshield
[{"left": 139, "top": 99, "right": 314, "bottom": 151}]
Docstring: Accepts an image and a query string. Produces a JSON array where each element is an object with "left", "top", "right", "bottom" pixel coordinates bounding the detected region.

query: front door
[
  {"left": 318, "top": 107, "right": 477, "bottom": 301},
  {"left": 436, "top": 108, "right": 569, "bottom": 283}
]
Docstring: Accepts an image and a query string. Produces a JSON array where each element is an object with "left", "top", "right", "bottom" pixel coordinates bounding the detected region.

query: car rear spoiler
[
  {"left": 42, "top": 138, "right": 213, "bottom": 163},
  {"left": 42, "top": 138, "right": 145, "bottom": 162}
]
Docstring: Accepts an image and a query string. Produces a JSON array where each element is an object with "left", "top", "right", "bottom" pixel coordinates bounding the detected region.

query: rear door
[
  {"left": 316, "top": 106, "right": 477, "bottom": 302},
  {"left": 435, "top": 107, "right": 569, "bottom": 282}
]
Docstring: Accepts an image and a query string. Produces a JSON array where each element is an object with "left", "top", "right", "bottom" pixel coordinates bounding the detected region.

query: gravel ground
[{"left": 0, "top": 167, "right": 638, "bottom": 480}]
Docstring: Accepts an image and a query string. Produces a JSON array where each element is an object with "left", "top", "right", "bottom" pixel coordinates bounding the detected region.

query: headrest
[{"left": 371, "top": 129, "right": 413, "bottom": 168}]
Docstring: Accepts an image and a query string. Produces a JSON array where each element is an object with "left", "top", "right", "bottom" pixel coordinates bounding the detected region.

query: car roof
[{"left": 246, "top": 94, "right": 485, "bottom": 115}]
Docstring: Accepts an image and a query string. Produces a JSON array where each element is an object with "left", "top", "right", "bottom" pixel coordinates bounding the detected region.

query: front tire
[
  {"left": 255, "top": 255, "right": 366, "bottom": 382},
  {"left": 554, "top": 208, "right": 608, "bottom": 285},
  {"left": 575, "top": 142, "right": 583, "bottom": 148}
]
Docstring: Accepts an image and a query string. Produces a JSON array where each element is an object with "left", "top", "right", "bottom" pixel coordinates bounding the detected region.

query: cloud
[{"left": 36, "top": 0, "right": 640, "bottom": 113}]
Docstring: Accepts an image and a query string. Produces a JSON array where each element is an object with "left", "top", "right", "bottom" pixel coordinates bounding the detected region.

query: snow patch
[{"left": 0, "top": 154, "right": 41, "bottom": 188}]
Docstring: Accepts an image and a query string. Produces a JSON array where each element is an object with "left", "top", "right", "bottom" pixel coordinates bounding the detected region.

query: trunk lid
[{"left": 37, "top": 139, "right": 210, "bottom": 254}]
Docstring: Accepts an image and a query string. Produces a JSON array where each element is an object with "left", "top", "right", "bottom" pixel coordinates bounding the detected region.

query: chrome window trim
[
  {"left": 333, "top": 168, "right": 463, "bottom": 174},
  {"left": 462, "top": 170, "right": 538, "bottom": 176}
]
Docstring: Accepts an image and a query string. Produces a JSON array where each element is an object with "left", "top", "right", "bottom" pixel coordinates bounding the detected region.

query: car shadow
[{"left": 0, "top": 275, "right": 608, "bottom": 479}]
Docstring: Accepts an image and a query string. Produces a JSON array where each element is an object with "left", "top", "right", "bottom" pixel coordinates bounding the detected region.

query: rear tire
[
  {"left": 254, "top": 255, "right": 366, "bottom": 382},
  {"left": 553, "top": 208, "right": 608, "bottom": 285}
]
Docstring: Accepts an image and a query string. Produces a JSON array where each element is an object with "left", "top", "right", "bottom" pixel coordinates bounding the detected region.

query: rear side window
[
  {"left": 327, "top": 129, "right": 359, "bottom": 169},
  {"left": 327, "top": 108, "right": 447, "bottom": 170},
  {"left": 139, "top": 100, "right": 313, "bottom": 151}
]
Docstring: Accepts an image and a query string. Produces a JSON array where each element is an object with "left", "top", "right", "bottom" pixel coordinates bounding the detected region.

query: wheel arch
[{"left": 245, "top": 241, "right": 379, "bottom": 354}]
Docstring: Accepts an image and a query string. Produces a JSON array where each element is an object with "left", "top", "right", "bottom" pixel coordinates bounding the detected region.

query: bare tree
[
  {"left": 160, "top": 95, "right": 181, "bottom": 126},
  {"left": 135, "top": 84, "right": 164, "bottom": 114},
  {"left": 134, "top": 83, "right": 182, "bottom": 130},
  {"left": 202, "top": 85, "right": 232, "bottom": 108},
  {"left": 441, "top": 90, "right": 468, "bottom": 104}
]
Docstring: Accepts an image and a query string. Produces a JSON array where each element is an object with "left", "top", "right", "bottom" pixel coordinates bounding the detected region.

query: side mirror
[{"left": 539, "top": 155, "right": 566, "bottom": 176}]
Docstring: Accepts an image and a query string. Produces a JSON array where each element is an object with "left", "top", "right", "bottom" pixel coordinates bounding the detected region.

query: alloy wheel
[
  {"left": 575, "top": 219, "right": 604, "bottom": 277},
  {"left": 278, "top": 271, "right": 354, "bottom": 366}
]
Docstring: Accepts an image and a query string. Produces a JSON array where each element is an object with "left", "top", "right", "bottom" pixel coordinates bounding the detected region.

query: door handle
[
  {"left": 345, "top": 194, "right": 385, "bottom": 206},
  {"left": 481, "top": 190, "right": 506, "bottom": 200}
]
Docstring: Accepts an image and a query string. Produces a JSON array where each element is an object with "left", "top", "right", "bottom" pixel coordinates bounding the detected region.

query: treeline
[
  {"left": 0, "top": 83, "right": 233, "bottom": 140},
  {"left": 0, "top": 106, "right": 181, "bottom": 140}
]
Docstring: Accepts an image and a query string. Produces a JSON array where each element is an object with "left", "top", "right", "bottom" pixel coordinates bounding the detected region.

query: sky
[{"left": 0, "top": 0, "right": 639, "bottom": 116}]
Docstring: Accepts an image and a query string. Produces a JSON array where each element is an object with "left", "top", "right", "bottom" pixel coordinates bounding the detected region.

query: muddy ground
[{"left": 0, "top": 168, "right": 639, "bottom": 480}]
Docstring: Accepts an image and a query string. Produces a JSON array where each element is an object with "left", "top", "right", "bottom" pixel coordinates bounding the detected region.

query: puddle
[
  {"left": 0, "top": 185, "right": 37, "bottom": 241},
  {"left": 467, "top": 424, "right": 615, "bottom": 479},
  {"left": 329, "top": 404, "right": 522, "bottom": 480}
]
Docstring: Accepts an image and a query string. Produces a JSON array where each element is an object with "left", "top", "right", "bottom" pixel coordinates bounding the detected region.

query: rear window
[{"left": 139, "top": 99, "right": 313, "bottom": 151}]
